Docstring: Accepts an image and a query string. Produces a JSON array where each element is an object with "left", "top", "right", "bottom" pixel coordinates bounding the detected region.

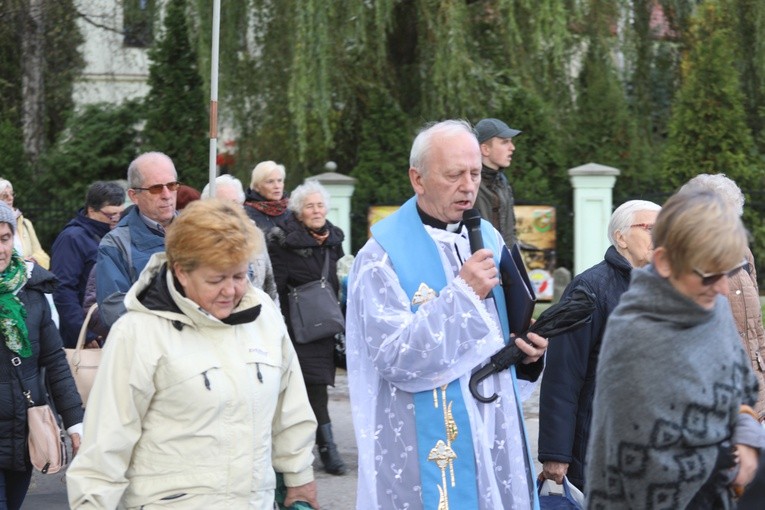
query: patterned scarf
[
  {"left": 0, "top": 252, "right": 29, "bottom": 357},
  {"left": 307, "top": 225, "right": 329, "bottom": 245},
  {"left": 246, "top": 197, "right": 289, "bottom": 217}
]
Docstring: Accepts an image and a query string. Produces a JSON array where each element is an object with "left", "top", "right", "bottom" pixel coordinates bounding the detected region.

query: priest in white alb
[{"left": 346, "top": 119, "right": 548, "bottom": 510}]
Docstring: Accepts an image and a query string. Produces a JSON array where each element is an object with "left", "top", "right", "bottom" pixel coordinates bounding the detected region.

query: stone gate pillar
[{"left": 568, "top": 163, "right": 620, "bottom": 275}]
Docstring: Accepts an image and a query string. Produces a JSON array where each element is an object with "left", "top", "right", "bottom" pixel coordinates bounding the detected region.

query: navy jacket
[
  {"left": 537, "top": 246, "right": 632, "bottom": 490},
  {"left": 50, "top": 210, "right": 110, "bottom": 347},
  {"left": 0, "top": 265, "right": 84, "bottom": 471}
]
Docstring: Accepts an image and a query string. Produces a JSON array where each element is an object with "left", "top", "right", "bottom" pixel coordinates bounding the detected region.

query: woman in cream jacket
[{"left": 67, "top": 199, "right": 319, "bottom": 509}]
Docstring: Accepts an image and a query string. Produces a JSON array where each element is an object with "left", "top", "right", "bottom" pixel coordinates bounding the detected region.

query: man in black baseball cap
[{"left": 473, "top": 118, "right": 522, "bottom": 247}]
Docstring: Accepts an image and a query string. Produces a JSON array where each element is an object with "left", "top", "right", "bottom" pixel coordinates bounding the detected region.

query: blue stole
[{"left": 372, "top": 196, "right": 539, "bottom": 509}]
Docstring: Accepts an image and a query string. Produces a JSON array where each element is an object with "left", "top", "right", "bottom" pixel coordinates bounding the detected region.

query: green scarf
[{"left": 0, "top": 253, "right": 29, "bottom": 357}]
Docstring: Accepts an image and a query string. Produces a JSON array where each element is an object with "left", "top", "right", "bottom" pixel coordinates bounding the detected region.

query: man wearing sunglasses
[{"left": 96, "top": 152, "right": 180, "bottom": 327}]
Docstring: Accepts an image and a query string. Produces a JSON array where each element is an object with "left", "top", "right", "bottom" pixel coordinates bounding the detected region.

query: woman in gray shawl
[{"left": 586, "top": 189, "right": 765, "bottom": 509}]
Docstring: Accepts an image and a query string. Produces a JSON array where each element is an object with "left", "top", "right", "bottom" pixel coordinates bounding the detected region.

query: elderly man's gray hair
[
  {"left": 127, "top": 152, "right": 176, "bottom": 188},
  {"left": 409, "top": 119, "right": 475, "bottom": 177},
  {"left": 608, "top": 199, "right": 662, "bottom": 247}
]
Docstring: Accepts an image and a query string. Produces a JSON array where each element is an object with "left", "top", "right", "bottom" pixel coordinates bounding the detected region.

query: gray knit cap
[{"left": 0, "top": 201, "right": 17, "bottom": 233}]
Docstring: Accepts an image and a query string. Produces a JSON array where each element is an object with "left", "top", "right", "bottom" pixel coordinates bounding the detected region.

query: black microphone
[{"left": 463, "top": 208, "right": 484, "bottom": 253}]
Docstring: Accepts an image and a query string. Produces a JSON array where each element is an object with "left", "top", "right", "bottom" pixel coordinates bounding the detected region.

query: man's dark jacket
[
  {"left": 50, "top": 210, "right": 110, "bottom": 347},
  {"left": 474, "top": 165, "right": 516, "bottom": 247},
  {"left": 537, "top": 245, "right": 632, "bottom": 490}
]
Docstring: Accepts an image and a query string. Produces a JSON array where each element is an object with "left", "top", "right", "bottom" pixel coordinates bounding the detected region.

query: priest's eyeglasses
[
  {"left": 692, "top": 259, "right": 749, "bottom": 286},
  {"left": 133, "top": 181, "right": 181, "bottom": 195}
]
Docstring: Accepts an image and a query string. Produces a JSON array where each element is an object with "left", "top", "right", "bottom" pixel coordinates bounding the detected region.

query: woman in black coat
[
  {"left": 0, "top": 202, "right": 84, "bottom": 510},
  {"left": 244, "top": 160, "right": 291, "bottom": 233},
  {"left": 268, "top": 180, "right": 346, "bottom": 476}
]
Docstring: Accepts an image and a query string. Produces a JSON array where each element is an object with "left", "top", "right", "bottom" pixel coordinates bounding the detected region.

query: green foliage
[
  {"left": 661, "top": 0, "right": 765, "bottom": 282},
  {"left": 661, "top": 1, "right": 757, "bottom": 188},
  {"left": 417, "top": 0, "right": 483, "bottom": 117},
  {"left": 725, "top": 0, "right": 765, "bottom": 154},
  {"left": 624, "top": 0, "right": 681, "bottom": 145},
  {"left": 491, "top": 0, "right": 580, "bottom": 105},
  {"left": 40, "top": 102, "right": 142, "bottom": 203},
  {"left": 0, "top": 116, "right": 29, "bottom": 190},
  {"left": 193, "top": 0, "right": 710, "bottom": 265},
  {"left": 42, "top": 0, "right": 84, "bottom": 147},
  {"left": 0, "top": 0, "right": 83, "bottom": 160},
  {"left": 142, "top": 0, "right": 207, "bottom": 189},
  {"left": 28, "top": 101, "right": 141, "bottom": 248},
  {"left": 349, "top": 90, "right": 414, "bottom": 252},
  {"left": 288, "top": 0, "right": 333, "bottom": 158},
  {"left": 570, "top": 39, "right": 652, "bottom": 193}
]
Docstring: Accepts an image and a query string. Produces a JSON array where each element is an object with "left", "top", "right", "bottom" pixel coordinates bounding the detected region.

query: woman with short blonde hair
[
  {"left": 68, "top": 199, "right": 319, "bottom": 509},
  {"left": 587, "top": 189, "right": 765, "bottom": 508},
  {"left": 244, "top": 161, "right": 290, "bottom": 232}
]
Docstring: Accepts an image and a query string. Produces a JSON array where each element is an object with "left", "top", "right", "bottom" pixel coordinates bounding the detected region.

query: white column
[
  {"left": 310, "top": 169, "right": 356, "bottom": 255},
  {"left": 568, "top": 163, "right": 620, "bottom": 275}
]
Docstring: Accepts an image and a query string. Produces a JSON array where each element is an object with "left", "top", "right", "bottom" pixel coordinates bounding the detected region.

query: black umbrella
[{"left": 469, "top": 286, "right": 597, "bottom": 403}]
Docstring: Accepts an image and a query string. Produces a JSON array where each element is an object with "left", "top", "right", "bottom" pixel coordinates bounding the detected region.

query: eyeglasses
[
  {"left": 692, "top": 259, "right": 749, "bottom": 286},
  {"left": 630, "top": 223, "right": 654, "bottom": 233},
  {"left": 133, "top": 181, "right": 181, "bottom": 195},
  {"left": 96, "top": 209, "right": 122, "bottom": 220}
]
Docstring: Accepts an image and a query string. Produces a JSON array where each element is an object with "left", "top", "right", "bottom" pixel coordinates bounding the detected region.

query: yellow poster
[
  {"left": 367, "top": 204, "right": 557, "bottom": 301},
  {"left": 515, "top": 206, "right": 556, "bottom": 301}
]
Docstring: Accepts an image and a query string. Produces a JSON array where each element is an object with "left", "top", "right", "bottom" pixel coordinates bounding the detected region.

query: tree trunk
[{"left": 21, "top": 0, "right": 45, "bottom": 168}]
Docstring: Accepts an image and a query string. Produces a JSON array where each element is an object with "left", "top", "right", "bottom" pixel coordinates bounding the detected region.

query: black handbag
[{"left": 287, "top": 250, "right": 345, "bottom": 344}]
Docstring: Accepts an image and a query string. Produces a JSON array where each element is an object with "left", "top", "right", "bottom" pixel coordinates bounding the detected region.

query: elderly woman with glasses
[
  {"left": 268, "top": 180, "right": 347, "bottom": 476},
  {"left": 586, "top": 189, "right": 765, "bottom": 509},
  {"left": 67, "top": 199, "right": 319, "bottom": 509}
]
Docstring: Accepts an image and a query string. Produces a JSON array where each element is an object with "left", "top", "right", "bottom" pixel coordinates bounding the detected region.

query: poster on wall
[
  {"left": 367, "top": 204, "right": 557, "bottom": 301},
  {"left": 515, "top": 205, "right": 556, "bottom": 301}
]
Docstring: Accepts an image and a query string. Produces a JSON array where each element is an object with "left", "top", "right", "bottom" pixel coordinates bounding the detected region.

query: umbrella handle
[
  {"left": 469, "top": 363, "right": 499, "bottom": 403},
  {"left": 469, "top": 338, "right": 531, "bottom": 403}
]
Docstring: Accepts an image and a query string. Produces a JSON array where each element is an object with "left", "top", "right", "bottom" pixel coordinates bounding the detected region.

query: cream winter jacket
[
  {"left": 729, "top": 249, "right": 765, "bottom": 419},
  {"left": 67, "top": 253, "right": 317, "bottom": 509}
]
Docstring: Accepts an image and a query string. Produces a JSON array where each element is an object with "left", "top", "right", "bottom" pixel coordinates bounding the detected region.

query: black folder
[{"left": 499, "top": 243, "right": 537, "bottom": 336}]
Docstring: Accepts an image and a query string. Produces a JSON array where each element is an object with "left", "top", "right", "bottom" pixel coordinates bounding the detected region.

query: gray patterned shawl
[{"left": 585, "top": 265, "right": 759, "bottom": 510}]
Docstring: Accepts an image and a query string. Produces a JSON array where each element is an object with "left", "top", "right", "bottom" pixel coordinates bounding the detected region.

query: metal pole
[{"left": 208, "top": 0, "right": 221, "bottom": 197}]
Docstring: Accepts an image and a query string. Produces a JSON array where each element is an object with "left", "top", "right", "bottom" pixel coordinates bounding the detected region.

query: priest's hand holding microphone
[{"left": 459, "top": 209, "right": 547, "bottom": 365}]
